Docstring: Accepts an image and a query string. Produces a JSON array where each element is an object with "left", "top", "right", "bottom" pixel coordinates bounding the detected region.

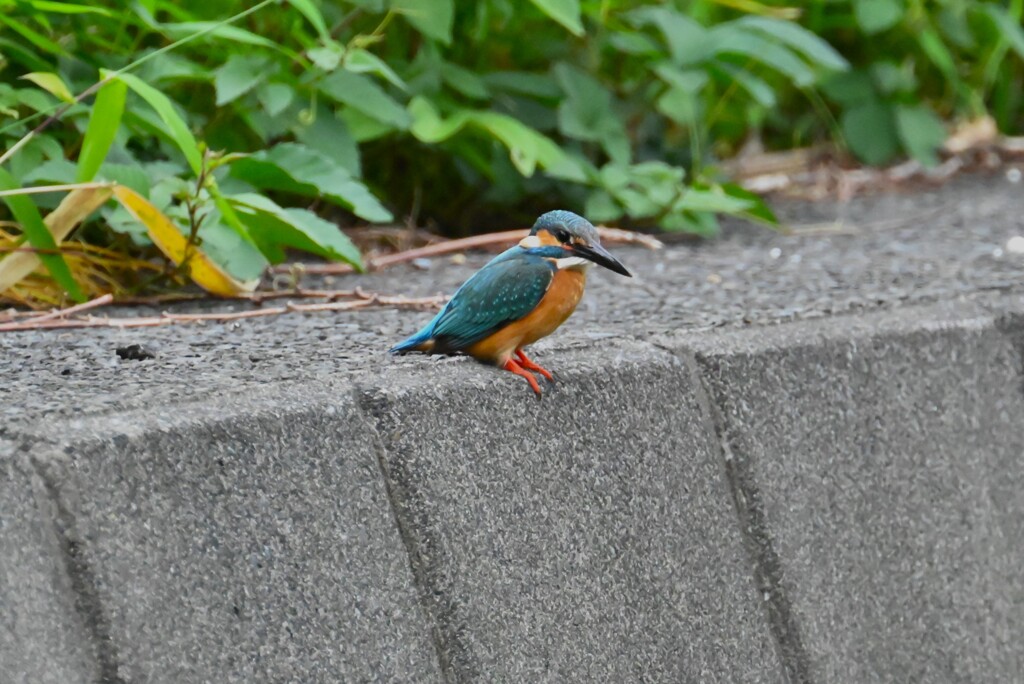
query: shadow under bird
[{"left": 389, "top": 210, "right": 632, "bottom": 396}]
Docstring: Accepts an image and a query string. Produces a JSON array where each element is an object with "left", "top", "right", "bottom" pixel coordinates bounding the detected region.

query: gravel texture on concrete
[
  {"left": 20, "top": 390, "right": 443, "bottom": 683},
  {"left": 5, "top": 171, "right": 1024, "bottom": 682},
  {"left": 364, "top": 340, "right": 781, "bottom": 682},
  {"left": 667, "top": 302, "right": 1024, "bottom": 682},
  {"left": 0, "top": 443, "right": 98, "bottom": 684},
  {"left": 4, "top": 171, "right": 1024, "bottom": 427}
]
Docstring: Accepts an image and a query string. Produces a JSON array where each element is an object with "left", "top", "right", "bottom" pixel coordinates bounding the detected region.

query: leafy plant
[
  {"left": 808, "top": 0, "right": 1024, "bottom": 166},
  {"left": 1, "top": 0, "right": 1021, "bottom": 305}
]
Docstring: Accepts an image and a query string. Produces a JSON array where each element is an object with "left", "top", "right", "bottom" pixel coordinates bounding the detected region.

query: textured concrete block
[
  {"left": 676, "top": 305, "right": 1024, "bottom": 682},
  {"left": 28, "top": 390, "right": 442, "bottom": 683},
  {"left": 368, "top": 340, "right": 782, "bottom": 683},
  {"left": 0, "top": 441, "right": 98, "bottom": 684}
]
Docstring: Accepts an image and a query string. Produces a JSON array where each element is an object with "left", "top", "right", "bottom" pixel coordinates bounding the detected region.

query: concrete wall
[{"left": 6, "top": 297, "right": 1024, "bottom": 682}]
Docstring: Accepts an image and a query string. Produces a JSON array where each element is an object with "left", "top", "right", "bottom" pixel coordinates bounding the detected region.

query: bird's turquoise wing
[{"left": 428, "top": 252, "right": 554, "bottom": 351}]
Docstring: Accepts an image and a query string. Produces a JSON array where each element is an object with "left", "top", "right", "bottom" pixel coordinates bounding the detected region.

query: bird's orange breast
[{"left": 466, "top": 267, "right": 586, "bottom": 365}]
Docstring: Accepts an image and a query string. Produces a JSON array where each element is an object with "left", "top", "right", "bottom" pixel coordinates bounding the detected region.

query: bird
[{"left": 389, "top": 210, "right": 632, "bottom": 396}]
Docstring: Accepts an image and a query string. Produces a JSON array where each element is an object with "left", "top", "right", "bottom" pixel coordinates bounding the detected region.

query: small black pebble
[
  {"left": 116, "top": 343, "right": 156, "bottom": 361},
  {"left": 60, "top": 367, "right": 72, "bottom": 376}
]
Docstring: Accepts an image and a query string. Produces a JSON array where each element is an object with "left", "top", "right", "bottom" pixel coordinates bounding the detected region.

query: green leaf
[
  {"left": 674, "top": 187, "right": 754, "bottom": 214},
  {"left": 938, "top": 7, "right": 975, "bottom": 50},
  {"left": 408, "top": 96, "right": 470, "bottom": 143},
  {"left": 608, "top": 31, "right": 661, "bottom": 56},
  {"left": 661, "top": 210, "right": 719, "bottom": 236},
  {"left": 715, "top": 63, "right": 776, "bottom": 108},
  {"left": 554, "top": 63, "right": 630, "bottom": 163},
  {"left": 628, "top": 7, "right": 711, "bottom": 65},
  {"left": 159, "top": 22, "right": 278, "bottom": 49},
  {"left": 24, "top": 1, "right": 112, "bottom": 15},
  {"left": 735, "top": 17, "right": 848, "bottom": 72},
  {"left": 407, "top": 98, "right": 572, "bottom": 178},
  {"left": 440, "top": 62, "right": 490, "bottom": 100},
  {"left": 292, "top": 104, "right": 360, "bottom": 175},
  {"left": 721, "top": 184, "right": 778, "bottom": 225},
  {"left": 482, "top": 72, "right": 561, "bottom": 98},
  {"left": 841, "top": 101, "right": 899, "bottom": 165},
  {"left": 471, "top": 112, "right": 556, "bottom": 176},
  {"left": 21, "top": 159, "right": 78, "bottom": 186},
  {"left": 0, "top": 168, "right": 84, "bottom": 302},
  {"left": 230, "top": 193, "right": 363, "bottom": 268},
  {"left": 191, "top": 218, "right": 269, "bottom": 282},
  {"left": 214, "top": 55, "right": 268, "bottom": 106},
  {"left": 77, "top": 78, "right": 127, "bottom": 182},
  {"left": 894, "top": 104, "right": 946, "bottom": 167},
  {"left": 870, "top": 60, "right": 915, "bottom": 95},
  {"left": 528, "top": 0, "right": 584, "bottom": 36},
  {"left": 710, "top": 27, "right": 816, "bottom": 87},
  {"left": 257, "top": 82, "right": 295, "bottom": 118},
  {"left": 391, "top": 0, "right": 454, "bottom": 44},
  {"left": 135, "top": 52, "right": 212, "bottom": 85},
  {"left": 917, "top": 28, "right": 959, "bottom": 86},
  {"left": 318, "top": 71, "right": 411, "bottom": 129},
  {"left": 656, "top": 86, "right": 700, "bottom": 127},
  {"left": 287, "top": 0, "right": 330, "bottom": 40},
  {"left": 653, "top": 63, "right": 709, "bottom": 93},
  {"left": 344, "top": 48, "right": 406, "bottom": 90},
  {"left": 820, "top": 70, "right": 876, "bottom": 107},
  {"left": 98, "top": 163, "right": 151, "bottom": 196},
  {"left": 984, "top": 5, "right": 1024, "bottom": 60},
  {"left": 584, "top": 189, "right": 623, "bottom": 222},
  {"left": 854, "top": 0, "right": 904, "bottom": 35},
  {"left": 229, "top": 143, "right": 392, "bottom": 222},
  {"left": 0, "top": 15, "right": 66, "bottom": 56},
  {"left": 308, "top": 45, "right": 343, "bottom": 72},
  {"left": 117, "top": 73, "right": 202, "bottom": 175},
  {"left": 20, "top": 72, "right": 74, "bottom": 103}
]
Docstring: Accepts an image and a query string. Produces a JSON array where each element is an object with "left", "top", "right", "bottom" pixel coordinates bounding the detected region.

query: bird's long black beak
[{"left": 572, "top": 242, "right": 632, "bottom": 277}]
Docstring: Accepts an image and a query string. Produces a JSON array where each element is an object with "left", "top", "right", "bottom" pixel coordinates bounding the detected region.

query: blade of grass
[
  {"left": 0, "top": 0, "right": 278, "bottom": 160},
  {"left": 77, "top": 78, "right": 128, "bottom": 181},
  {"left": 0, "top": 184, "right": 114, "bottom": 294},
  {"left": 0, "top": 170, "right": 86, "bottom": 301},
  {"left": 116, "top": 73, "right": 202, "bottom": 175}
]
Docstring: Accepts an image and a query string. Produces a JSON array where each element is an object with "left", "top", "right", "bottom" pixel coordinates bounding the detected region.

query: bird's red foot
[
  {"left": 515, "top": 350, "right": 554, "bottom": 382},
  {"left": 502, "top": 358, "right": 542, "bottom": 397}
]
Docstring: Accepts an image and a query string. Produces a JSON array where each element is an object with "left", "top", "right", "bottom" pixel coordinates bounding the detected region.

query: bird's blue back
[{"left": 390, "top": 246, "right": 557, "bottom": 353}]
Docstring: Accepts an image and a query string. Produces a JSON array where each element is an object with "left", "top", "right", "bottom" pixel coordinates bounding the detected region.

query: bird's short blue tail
[{"left": 389, "top": 325, "right": 432, "bottom": 354}]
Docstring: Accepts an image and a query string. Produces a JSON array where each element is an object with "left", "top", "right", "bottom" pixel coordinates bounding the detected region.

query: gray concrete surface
[
  {"left": 667, "top": 303, "right": 1024, "bottom": 682},
  {"left": 4, "top": 170, "right": 1024, "bottom": 682},
  {"left": 20, "top": 391, "right": 442, "bottom": 683},
  {"left": 365, "top": 341, "right": 781, "bottom": 682},
  {"left": 0, "top": 441, "right": 99, "bottom": 684}
]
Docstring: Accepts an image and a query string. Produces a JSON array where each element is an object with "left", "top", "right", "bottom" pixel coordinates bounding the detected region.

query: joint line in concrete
[{"left": 27, "top": 446, "right": 126, "bottom": 684}]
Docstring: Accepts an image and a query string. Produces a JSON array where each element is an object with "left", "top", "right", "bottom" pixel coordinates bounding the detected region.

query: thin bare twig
[
  {"left": 0, "top": 292, "right": 446, "bottom": 333},
  {"left": 112, "top": 288, "right": 365, "bottom": 306},
  {"left": 274, "top": 226, "right": 664, "bottom": 276},
  {"left": 2, "top": 293, "right": 114, "bottom": 328},
  {"left": 0, "top": 182, "right": 116, "bottom": 199}
]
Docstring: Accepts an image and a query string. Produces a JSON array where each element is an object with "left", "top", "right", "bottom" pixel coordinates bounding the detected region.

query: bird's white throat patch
[
  {"left": 518, "top": 234, "right": 542, "bottom": 248},
  {"left": 554, "top": 256, "right": 591, "bottom": 271}
]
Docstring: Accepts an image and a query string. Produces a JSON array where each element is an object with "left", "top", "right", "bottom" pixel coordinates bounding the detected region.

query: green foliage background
[{"left": 0, "top": 0, "right": 1022, "bottom": 296}]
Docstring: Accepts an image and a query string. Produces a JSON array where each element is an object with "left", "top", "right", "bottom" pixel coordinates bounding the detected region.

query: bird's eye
[{"left": 553, "top": 228, "right": 570, "bottom": 243}]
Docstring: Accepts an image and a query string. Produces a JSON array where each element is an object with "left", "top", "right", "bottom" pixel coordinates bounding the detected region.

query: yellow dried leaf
[
  {"left": 0, "top": 185, "right": 114, "bottom": 293},
  {"left": 111, "top": 185, "right": 255, "bottom": 296},
  {"left": 21, "top": 72, "right": 75, "bottom": 103}
]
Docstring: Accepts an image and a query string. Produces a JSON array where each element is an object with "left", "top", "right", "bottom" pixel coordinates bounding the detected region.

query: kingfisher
[{"left": 389, "top": 210, "right": 632, "bottom": 396}]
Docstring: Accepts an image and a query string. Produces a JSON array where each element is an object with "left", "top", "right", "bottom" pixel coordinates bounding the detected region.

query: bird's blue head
[{"left": 521, "top": 210, "right": 631, "bottom": 277}]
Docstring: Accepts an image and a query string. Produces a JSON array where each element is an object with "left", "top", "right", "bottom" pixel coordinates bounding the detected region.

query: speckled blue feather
[{"left": 389, "top": 246, "right": 557, "bottom": 353}]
